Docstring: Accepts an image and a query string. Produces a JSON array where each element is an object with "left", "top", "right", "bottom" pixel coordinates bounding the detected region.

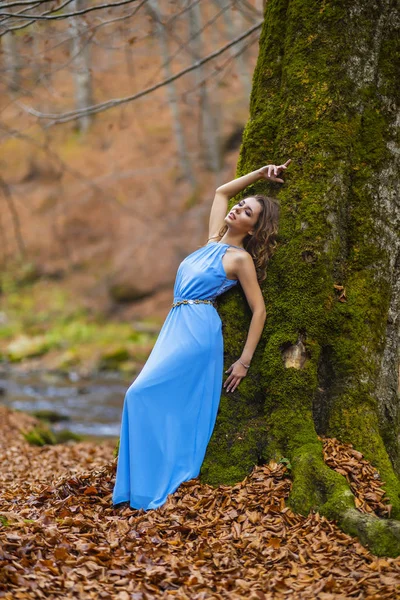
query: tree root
[{"left": 289, "top": 442, "right": 400, "bottom": 557}]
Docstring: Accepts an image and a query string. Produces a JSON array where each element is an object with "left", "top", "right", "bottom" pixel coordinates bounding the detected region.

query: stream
[{"left": 0, "top": 367, "right": 131, "bottom": 439}]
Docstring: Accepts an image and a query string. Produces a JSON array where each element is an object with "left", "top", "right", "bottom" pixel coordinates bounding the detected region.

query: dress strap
[
  {"left": 208, "top": 241, "right": 246, "bottom": 251},
  {"left": 226, "top": 244, "right": 246, "bottom": 251}
]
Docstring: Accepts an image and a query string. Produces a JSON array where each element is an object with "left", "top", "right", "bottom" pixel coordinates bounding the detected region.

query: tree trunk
[
  {"left": 188, "top": 3, "right": 221, "bottom": 172},
  {"left": 2, "top": 31, "right": 20, "bottom": 92},
  {"left": 201, "top": 0, "right": 400, "bottom": 557},
  {"left": 147, "top": 0, "right": 196, "bottom": 189},
  {"left": 214, "top": 0, "right": 252, "bottom": 98},
  {"left": 69, "top": 0, "right": 94, "bottom": 132}
]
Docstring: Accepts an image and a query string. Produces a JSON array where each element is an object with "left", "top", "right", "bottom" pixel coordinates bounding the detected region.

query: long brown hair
[{"left": 218, "top": 195, "right": 280, "bottom": 283}]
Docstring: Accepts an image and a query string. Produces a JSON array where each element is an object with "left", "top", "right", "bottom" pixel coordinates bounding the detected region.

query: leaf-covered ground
[{"left": 1, "top": 406, "right": 400, "bottom": 599}]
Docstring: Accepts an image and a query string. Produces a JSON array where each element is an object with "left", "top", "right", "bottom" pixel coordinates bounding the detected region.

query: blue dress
[{"left": 112, "top": 241, "right": 244, "bottom": 510}]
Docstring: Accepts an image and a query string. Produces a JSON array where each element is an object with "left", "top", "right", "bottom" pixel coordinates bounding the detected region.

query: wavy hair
[{"left": 218, "top": 195, "right": 280, "bottom": 283}]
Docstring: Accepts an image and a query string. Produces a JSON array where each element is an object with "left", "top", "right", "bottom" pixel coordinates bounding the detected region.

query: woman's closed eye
[{"left": 238, "top": 200, "right": 252, "bottom": 217}]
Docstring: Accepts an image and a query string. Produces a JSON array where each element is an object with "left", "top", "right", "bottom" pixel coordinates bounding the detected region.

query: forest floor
[{"left": 1, "top": 406, "right": 400, "bottom": 599}]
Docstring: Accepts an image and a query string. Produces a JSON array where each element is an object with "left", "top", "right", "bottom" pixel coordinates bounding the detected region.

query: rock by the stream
[{"left": 6, "top": 335, "right": 50, "bottom": 362}]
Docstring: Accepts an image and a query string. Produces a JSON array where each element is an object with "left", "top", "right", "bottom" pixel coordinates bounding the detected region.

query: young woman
[{"left": 112, "top": 160, "right": 291, "bottom": 511}]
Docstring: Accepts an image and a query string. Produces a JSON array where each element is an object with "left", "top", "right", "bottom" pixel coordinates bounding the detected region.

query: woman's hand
[
  {"left": 258, "top": 159, "right": 291, "bottom": 183},
  {"left": 224, "top": 361, "right": 249, "bottom": 393}
]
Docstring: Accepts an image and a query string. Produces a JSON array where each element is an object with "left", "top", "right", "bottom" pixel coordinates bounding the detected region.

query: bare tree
[
  {"left": 1, "top": 30, "right": 20, "bottom": 91},
  {"left": 147, "top": 0, "right": 196, "bottom": 188},
  {"left": 0, "top": 176, "right": 26, "bottom": 260},
  {"left": 188, "top": 1, "right": 221, "bottom": 173},
  {"left": 214, "top": 0, "right": 252, "bottom": 98},
  {"left": 69, "top": 0, "right": 94, "bottom": 132}
]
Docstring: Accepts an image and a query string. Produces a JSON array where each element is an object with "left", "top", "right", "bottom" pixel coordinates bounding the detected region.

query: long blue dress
[{"left": 112, "top": 241, "right": 244, "bottom": 510}]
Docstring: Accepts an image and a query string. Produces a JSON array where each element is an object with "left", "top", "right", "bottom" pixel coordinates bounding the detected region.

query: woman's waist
[{"left": 172, "top": 295, "right": 217, "bottom": 308}]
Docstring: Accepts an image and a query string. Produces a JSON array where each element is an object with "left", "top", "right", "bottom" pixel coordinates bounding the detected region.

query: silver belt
[{"left": 172, "top": 298, "right": 216, "bottom": 308}]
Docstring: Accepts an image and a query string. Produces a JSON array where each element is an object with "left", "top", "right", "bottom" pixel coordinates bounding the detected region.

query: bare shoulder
[
  {"left": 231, "top": 248, "right": 254, "bottom": 267},
  {"left": 225, "top": 248, "right": 256, "bottom": 280}
]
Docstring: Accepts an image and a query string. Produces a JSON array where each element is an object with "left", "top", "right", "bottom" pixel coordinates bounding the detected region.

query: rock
[
  {"left": 54, "top": 429, "right": 83, "bottom": 443},
  {"left": 6, "top": 335, "right": 50, "bottom": 362},
  {"left": 30, "top": 409, "right": 70, "bottom": 423},
  {"left": 109, "top": 282, "right": 155, "bottom": 303},
  {"left": 98, "top": 346, "right": 131, "bottom": 370}
]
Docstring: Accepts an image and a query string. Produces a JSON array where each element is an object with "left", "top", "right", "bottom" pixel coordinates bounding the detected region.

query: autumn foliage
[{"left": 1, "top": 407, "right": 400, "bottom": 599}]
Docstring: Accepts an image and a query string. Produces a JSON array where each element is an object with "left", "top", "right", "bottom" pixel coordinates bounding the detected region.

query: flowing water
[{"left": 0, "top": 367, "right": 131, "bottom": 438}]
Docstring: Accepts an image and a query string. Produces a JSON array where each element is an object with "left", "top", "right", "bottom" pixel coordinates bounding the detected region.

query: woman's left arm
[{"left": 223, "top": 253, "right": 266, "bottom": 393}]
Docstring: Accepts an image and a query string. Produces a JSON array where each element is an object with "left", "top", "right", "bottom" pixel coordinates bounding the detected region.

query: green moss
[
  {"left": 341, "top": 509, "right": 400, "bottom": 558},
  {"left": 201, "top": 416, "right": 269, "bottom": 486},
  {"left": 22, "top": 424, "right": 57, "bottom": 446},
  {"left": 0, "top": 515, "right": 9, "bottom": 527},
  {"left": 328, "top": 404, "right": 400, "bottom": 519},
  {"left": 21, "top": 424, "right": 83, "bottom": 446},
  {"left": 54, "top": 429, "right": 83, "bottom": 443},
  {"left": 97, "top": 346, "right": 131, "bottom": 370},
  {"left": 203, "top": 0, "right": 400, "bottom": 555},
  {"left": 288, "top": 441, "right": 354, "bottom": 518},
  {"left": 113, "top": 438, "right": 120, "bottom": 459}
]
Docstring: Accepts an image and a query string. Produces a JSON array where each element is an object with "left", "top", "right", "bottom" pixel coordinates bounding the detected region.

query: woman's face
[{"left": 224, "top": 197, "right": 262, "bottom": 235}]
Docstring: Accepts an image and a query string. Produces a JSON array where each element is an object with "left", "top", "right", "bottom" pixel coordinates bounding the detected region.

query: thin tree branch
[
  {"left": 0, "top": 0, "right": 55, "bottom": 8},
  {"left": 20, "top": 20, "right": 263, "bottom": 125},
  {"left": 144, "top": 0, "right": 231, "bottom": 85},
  {"left": 0, "top": 0, "right": 139, "bottom": 24},
  {"left": 0, "top": 0, "right": 87, "bottom": 36},
  {"left": 1, "top": 0, "right": 76, "bottom": 26},
  {"left": 5, "top": 0, "right": 146, "bottom": 67}
]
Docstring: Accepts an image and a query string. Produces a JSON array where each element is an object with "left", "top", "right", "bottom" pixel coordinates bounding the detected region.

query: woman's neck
[{"left": 219, "top": 234, "right": 245, "bottom": 248}]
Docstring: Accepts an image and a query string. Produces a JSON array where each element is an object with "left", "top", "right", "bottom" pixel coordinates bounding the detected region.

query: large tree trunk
[{"left": 201, "top": 0, "right": 400, "bottom": 556}]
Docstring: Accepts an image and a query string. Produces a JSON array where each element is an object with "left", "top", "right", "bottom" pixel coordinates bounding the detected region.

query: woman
[{"left": 112, "top": 160, "right": 291, "bottom": 510}]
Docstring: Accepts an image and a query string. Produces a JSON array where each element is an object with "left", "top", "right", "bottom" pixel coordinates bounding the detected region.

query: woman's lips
[{"left": 228, "top": 213, "right": 236, "bottom": 220}]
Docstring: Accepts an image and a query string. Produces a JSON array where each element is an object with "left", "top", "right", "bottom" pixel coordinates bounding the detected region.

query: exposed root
[
  {"left": 341, "top": 509, "right": 400, "bottom": 557},
  {"left": 289, "top": 441, "right": 400, "bottom": 557},
  {"left": 321, "top": 436, "right": 392, "bottom": 517}
]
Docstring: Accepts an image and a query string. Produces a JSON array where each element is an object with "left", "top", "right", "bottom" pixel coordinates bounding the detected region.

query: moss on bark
[{"left": 201, "top": 0, "right": 400, "bottom": 555}]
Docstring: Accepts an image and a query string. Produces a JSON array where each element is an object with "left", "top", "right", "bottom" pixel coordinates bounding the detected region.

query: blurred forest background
[{"left": 0, "top": 0, "right": 264, "bottom": 328}]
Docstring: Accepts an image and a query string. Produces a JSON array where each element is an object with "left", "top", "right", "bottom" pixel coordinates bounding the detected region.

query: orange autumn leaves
[
  {"left": 321, "top": 436, "right": 392, "bottom": 517},
  {"left": 1, "top": 406, "right": 400, "bottom": 599}
]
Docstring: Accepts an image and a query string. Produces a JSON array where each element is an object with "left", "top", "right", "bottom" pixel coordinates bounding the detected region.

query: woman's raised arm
[{"left": 208, "top": 161, "right": 291, "bottom": 241}]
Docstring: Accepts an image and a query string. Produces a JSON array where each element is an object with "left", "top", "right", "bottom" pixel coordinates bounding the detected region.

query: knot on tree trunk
[{"left": 281, "top": 335, "right": 309, "bottom": 369}]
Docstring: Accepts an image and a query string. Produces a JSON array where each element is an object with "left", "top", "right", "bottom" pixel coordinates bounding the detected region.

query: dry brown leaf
[{"left": 1, "top": 405, "right": 400, "bottom": 600}]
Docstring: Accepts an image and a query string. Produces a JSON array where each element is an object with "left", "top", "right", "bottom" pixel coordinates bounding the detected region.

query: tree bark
[
  {"left": 188, "top": 2, "right": 221, "bottom": 173},
  {"left": 2, "top": 31, "right": 20, "bottom": 92},
  {"left": 214, "top": 0, "right": 252, "bottom": 98},
  {"left": 201, "top": 0, "right": 400, "bottom": 557},
  {"left": 69, "top": 0, "right": 94, "bottom": 133},
  {"left": 147, "top": 0, "right": 196, "bottom": 189}
]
